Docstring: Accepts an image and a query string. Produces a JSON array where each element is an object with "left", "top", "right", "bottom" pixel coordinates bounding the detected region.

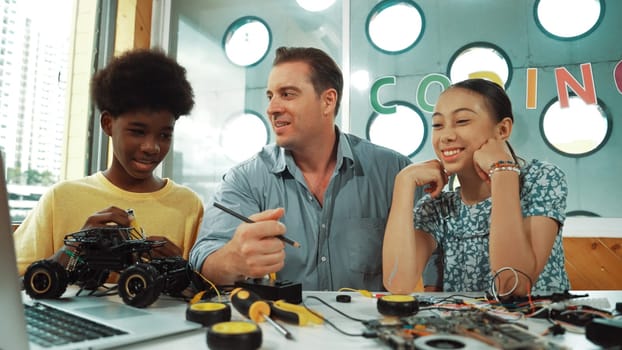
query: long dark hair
[{"left": 449, "top": 79, "right": 523, "bottom": 166}]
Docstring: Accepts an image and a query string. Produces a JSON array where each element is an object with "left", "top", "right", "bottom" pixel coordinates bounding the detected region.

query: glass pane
[
  {"left": 351, "top": 70, "right": 371, "bottom": 91},
  {"left": 449, "top": 45, "right": 510, "bottom": 86},
  {"left": 541, "top": 96, "right": 609, "bottom": 156},
  {"left": 1, "top": 0, "right": 73, "bottom": 222},
  {"left": 170, "top": 1, "right": 342, "bottom": 203},
  {"left": 296, "top": 0, "right": 336, "bottom": 12},
  {"left": 367, "top": 103, "right": 426, "bottom": 157},
  {"left": 223, "top": 17, "right": 271, "bottom": 67},
  {"left": 536, "top": 0, "right": 602, "bottom": 39},
  {"left": 221, "top": 112, "right": 269, "bottom": 162},
  {"left": 367, "top": 0, "right": 424, "bottom": 53}
]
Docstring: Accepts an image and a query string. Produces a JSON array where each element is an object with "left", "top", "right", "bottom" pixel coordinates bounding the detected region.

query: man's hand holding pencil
[{"left": 212, "top": 202, "right": 300, "bottom": 281}]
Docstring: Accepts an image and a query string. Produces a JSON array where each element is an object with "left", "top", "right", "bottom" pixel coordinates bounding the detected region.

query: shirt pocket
[{"left": 338, "top": 218, "right": 386, "bottom": 275}]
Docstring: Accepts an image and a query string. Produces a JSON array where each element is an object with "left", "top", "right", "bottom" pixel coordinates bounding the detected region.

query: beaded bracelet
[
  {"left": 488, "top": 159, "right": 520, "bottom": 178},
  {"left": 489, "top": 160, "right": 517, "bottom": 170},
  {"left": 489, "top": 166, "right": 520, "bottom": 177},
  {"left": 488, "top": 165, "right": 520, "bottom": 178}
]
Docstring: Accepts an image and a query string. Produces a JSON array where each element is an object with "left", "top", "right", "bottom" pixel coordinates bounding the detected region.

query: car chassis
[{"left": 23, "top": 226, "right": 190, "bottom": 308}]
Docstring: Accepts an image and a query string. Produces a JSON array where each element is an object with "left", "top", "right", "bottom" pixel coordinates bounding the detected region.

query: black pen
[{"left": 213, "top": 202, "right": 301, "bottom": 248}]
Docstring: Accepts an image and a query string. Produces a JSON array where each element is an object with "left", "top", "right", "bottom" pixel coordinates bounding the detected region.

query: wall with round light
[{"left": 165, "top": 0, "right": 620, "bottom": 217}]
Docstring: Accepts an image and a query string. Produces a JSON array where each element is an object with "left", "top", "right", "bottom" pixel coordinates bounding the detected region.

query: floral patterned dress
[{"left": 414, "top": 159, "right": 570, "bottom": 293}]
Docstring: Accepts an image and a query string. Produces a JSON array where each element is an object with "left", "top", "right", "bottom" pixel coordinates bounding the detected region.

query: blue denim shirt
[{"left": 190, "top": 130, "right": 411, "bottom": 291}]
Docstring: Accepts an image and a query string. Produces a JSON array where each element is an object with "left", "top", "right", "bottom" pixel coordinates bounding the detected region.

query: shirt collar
[{"left": 266, "top": 126, "right": 360, "bottom": 175}]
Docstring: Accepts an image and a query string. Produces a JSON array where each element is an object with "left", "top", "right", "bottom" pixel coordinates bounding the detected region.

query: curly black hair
[{"left": 90, "top": 48, "right": 194, "bottom": 119}]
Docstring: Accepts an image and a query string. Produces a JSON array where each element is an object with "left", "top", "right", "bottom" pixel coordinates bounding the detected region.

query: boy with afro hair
[{"left": 14, "top": 48, "right": 203, "bottom": 275}]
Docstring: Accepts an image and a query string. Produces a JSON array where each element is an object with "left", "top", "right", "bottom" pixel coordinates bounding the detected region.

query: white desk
[
  {"left": 563, "top": 217, "right": 622, "bottom": 238},
  {"left": 114, "top": 290, "right": 621, "bottom": 350}
]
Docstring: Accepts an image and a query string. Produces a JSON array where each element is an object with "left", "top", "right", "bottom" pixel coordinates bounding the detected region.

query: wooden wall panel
[
  {"left": 115, "top": 0, "right": 152, "bottom": 55},
  {"left": 563, "top": 237, "right": 622, "bottom": 290}
]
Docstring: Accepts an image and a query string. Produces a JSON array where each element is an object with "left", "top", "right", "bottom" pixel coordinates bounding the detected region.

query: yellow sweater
[{"left": 13, "top": 172, "right": 204, "bottom": 275}]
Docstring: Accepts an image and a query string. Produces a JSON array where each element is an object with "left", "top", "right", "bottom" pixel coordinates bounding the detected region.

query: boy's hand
[
  {"left": 81, "top": 206, "right": 131, "bottom": 229},
  {"left": 147, "top": 236, "right": 183, "bottom": 257}
]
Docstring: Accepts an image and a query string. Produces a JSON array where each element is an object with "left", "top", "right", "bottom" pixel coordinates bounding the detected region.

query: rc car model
[{"left": 23, "top": 226, "right": 190, "bottom": 308}]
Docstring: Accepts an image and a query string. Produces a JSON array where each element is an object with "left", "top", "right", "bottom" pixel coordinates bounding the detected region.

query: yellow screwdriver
[
  {"left": 230, "top": 287, "right": 295, "bottom": 340},
  {"left": 269, "top": 300, "right": 324, "bottom": 326}
]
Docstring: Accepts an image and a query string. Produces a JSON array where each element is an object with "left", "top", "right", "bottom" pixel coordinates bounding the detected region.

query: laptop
[{"left": 0, "top": 154, "right": 201, "bottom": 350}]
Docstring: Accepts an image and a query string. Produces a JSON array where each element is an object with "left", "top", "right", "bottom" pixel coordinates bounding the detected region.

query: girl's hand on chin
[
  {"left": 400, "top": 159, "right": 448, "bottom": 198},
  {"left": 474, "top": 139, "right": 514, "bottom": 182}
]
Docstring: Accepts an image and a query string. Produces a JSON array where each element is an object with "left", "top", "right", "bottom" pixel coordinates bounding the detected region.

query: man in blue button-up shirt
[{"left": 190, "top": 47, "right": 412, "bottom": 291}]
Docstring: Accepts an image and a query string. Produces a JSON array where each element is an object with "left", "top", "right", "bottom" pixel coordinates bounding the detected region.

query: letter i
[{"left": 526, "top": 68, "right": 537, "bottom": 109}]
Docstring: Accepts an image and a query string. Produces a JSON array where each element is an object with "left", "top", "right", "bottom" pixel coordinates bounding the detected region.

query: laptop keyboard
[{"left": 25, "top": 302, "right": 127, "bottom": 347}]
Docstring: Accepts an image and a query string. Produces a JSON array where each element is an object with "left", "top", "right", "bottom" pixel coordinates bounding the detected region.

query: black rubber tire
[
  {"left": 118, "top": 263, "right": 163, "bottom": 308},
  {"left": 186, "top": 302, "right": 231, "bottom": 327},
  {"left": 23, "top": 260, "right": 69, "bottom": 299},
  {"left": 206, "top": 321, "right": 262, "bottom": 350},
  {"left": 377, "top": 294, "right": 419, "bottom": 317}
]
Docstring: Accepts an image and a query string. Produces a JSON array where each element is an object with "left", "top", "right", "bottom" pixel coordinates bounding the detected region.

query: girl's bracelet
[
  {"left": 489, "top": 160, "right": 517, "bottom": 170},
  {"left": 488, "top": 165, "right": 520, "bottom": 177}
]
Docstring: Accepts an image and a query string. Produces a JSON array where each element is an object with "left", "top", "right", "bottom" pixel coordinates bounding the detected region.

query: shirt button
[
  {"left": 321, "top": 224, "right": 326, "bottom": 229},
  {"left": 321, "top": 256, "right": 327, "bottom": 262}
]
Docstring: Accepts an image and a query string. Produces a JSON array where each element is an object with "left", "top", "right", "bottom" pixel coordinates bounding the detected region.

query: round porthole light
[
  {"left": 448, "top": 43, "right": 511, "bottom": 88},
  {"left": 366, "top": 0, "right": 425, "bottom": 54},
  {"left": 296, "top": 0, "right": 336, "bottom": 12},
  {"left": 351, "top": 69, "right": 371, "bottom": 91},
  {"left": 220, "top": 111, "right": 269, "bottom": 162},
  {"left": 535, "top": 0, "right": 603, "bottom": 40},
  {"left": 367, "top": 101, "right": 426, "bottom": 157},
  {"left": 540, "top": 96, "right": 610, "bottom": 157},
  {"left": 223, "top": 16, "right": 271, "bottom": 67}
]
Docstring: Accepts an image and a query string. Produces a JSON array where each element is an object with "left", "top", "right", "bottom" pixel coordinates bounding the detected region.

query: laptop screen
[{"left": 0, "top": 153, "right": 30, "bottom": 350}]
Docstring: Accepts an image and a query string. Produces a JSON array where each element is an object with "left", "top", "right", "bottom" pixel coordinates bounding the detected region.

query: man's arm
[{"left": 194, "top": 208, "right": 286, "bottom": 285}]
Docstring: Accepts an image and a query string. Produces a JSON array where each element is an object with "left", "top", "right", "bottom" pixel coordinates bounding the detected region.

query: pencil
[{"left": 213, "top": 202, "right": 301, "bottom": 248}]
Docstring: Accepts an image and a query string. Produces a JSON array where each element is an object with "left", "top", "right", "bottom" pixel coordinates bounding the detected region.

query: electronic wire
[{"left": 301, "top": 295, "right": 374, "bottom": 338}]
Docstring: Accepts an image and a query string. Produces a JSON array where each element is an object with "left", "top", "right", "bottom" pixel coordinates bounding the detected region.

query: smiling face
[
  {"left": 101, "top": 110, "right": 175, "bottom": 191},
  {"left": 265, "top": 61, "right": 334, "bottom": 152},
  {"left": 431, "top": 87, "right": 499, "bottom": 175}
]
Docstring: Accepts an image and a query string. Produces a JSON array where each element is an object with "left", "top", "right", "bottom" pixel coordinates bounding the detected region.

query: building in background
[{"left": 0, "top": 0, "right": 71, "bottom": 220}]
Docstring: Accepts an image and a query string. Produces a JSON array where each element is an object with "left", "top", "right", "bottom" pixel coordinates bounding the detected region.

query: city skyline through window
[{"left": 0, "top": 0, "right": 73, "bottom": 221}]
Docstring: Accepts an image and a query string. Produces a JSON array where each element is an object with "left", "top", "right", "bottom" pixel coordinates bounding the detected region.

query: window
[
  {"left": 0, "top": 0, "right": 74, "bottom": 222},
  {"left": 220, "top": 111, "right": 269, "bottom": 162},
  {"left": 540, "top": 96, "right": 610, "bottom": 157},
  {"left": 448, "top": 42, "right": 512, "bottom": 88},
  {"left": 367, "top": 101, "right": 427, "bottom": 157},
  {"left": 534, "top": 0, "right": 603, "bottom": 40},
  {"left": 223, "top": 16, "right": 271, "bottom": 67},
  {"left": 296, "top": 0, "right": 335, "bottom": 12},
  {"left": 366, "top": 0, "right": 424, "bottom": 54}
]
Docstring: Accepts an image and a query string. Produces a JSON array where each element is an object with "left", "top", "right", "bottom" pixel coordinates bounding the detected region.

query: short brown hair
[{"left": 273, "top": 46, "right": 343, "bottom": 116}]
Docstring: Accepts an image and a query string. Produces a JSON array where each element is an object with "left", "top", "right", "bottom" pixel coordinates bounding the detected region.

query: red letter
[
  {"left": 614, "top": 60, "right": 622, "bottom": 94},
  {"left": 555, "top": 63, "right": 596, "bottom": 108}
]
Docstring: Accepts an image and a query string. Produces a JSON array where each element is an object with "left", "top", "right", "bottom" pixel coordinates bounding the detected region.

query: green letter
[
  {"left": 370, "top": 76, "right": 397, "bottom": 114},
  {"left": 416, "top": 73, "right": 451, "bottom": 113}
]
